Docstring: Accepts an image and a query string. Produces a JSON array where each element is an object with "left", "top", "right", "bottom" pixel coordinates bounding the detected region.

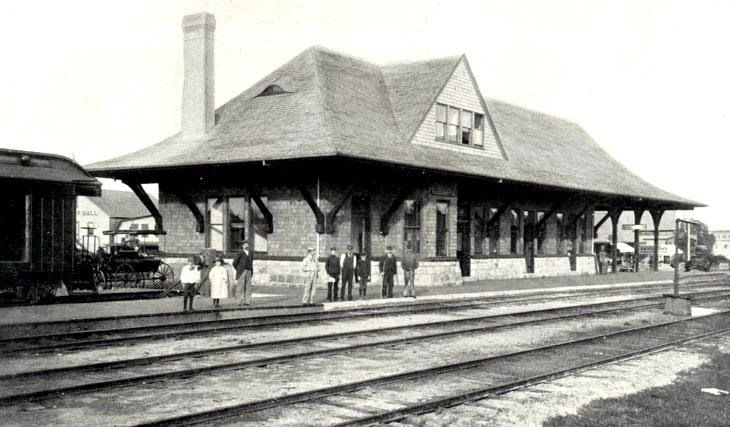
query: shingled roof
[{"left": 87, "top": 46, "right": 700, "bottom": 208}]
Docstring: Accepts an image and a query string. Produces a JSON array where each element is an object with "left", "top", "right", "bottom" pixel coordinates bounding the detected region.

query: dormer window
[
  {"left": 434, "top": 103, "right": 484, "bottom": 148},
  {"left": 257, "top": 84, "right": 287, "bottom": 97}
]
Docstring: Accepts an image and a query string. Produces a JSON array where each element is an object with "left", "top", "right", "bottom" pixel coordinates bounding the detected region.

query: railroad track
[
  {"left": 1, "top": 289, "right": 728, "bottom": 414},
  {"left": 2, "top": 281, "right": 727, "bottom": 354},
  {"left": 141, "top": 310, "right": 730, "bottom": 426}
]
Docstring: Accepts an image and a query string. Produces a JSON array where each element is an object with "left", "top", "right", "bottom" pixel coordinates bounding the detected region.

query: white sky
[{"left": 2, "top": 0, "right": 729, "bottom": 228}]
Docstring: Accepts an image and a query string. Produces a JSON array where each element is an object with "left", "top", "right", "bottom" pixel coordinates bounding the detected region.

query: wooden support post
[
  {"left": 324, "top": 185, "right": 354, "bottom": 234},
  {"left": 633, "top": 208, "right": 645, "bottom": 273},
  {"left": 380, "top": 185, "right": 415, "bottom": 236},
  {"left": 123, "top": 180, "right": 164, "bottom": 233},
  {"left": 166, "top": 188, "right": 205, "bottom": 233},
  {"left": 296, "top": 184, "right": 325, "bottom": 234},
  {"left": 610, "top": 210, "right": 622, "bottom": 273},
  {"left": 593, "top": 211, "right": 613, "bottom": 238},
  {"left": 650, "top": 209, "right": 665, "bottom": 271},
  {"left": 536, "top": 204, "right": 559, "bottom": 229},
  {"left": 250, "top": 194, "right": 274, "bottom": 234},
  {"left": 485, "top": 202, "right": 510, "bottom": 227}
]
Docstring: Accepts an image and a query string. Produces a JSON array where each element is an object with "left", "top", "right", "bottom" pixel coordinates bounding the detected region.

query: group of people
[
  {"left": 301, "top": 242, "right": 419, "bottom": 305},
  {"left": 179, "top": 239, "right": 420, "bottom": 310},
  {"left": 179, "top": 240, "right": 255, "bottom": 312}
]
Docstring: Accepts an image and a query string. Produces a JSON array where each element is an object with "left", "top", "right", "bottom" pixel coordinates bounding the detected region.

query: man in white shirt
[
  {"left": 180, "top": 256, "right": 201, "bottom": 312},
  {"left": 301, "top": 247, "right": 319, "bottom": 305}
]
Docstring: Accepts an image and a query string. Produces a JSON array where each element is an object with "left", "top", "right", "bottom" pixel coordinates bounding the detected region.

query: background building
[
  {"left": 712, "top": 230, "right": 730, "bottom": 258},
  {"left": 76, "top": 189, "right": 159, "bottom": 251}
]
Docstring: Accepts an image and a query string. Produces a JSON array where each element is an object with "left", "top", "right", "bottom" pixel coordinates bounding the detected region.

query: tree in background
[{"left": 674, "top": 220, "right": 716, "bottom": 253}]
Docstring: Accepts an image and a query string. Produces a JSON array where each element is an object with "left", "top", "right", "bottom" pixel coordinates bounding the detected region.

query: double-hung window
[
  {"left": 435, "top": 104, "right": 447, "bottom": 141},
  {"left": 473, "top": 113, "right": 484, "bottom": 147},
  {"left": 434, "top": 103, "right": 485, "bottom": 148},
  {"left": 403, "top": 200, "right": 422, "bottom": 253},
  {"left": 448, "top": 107, "right": 459, "bottom": 143}
]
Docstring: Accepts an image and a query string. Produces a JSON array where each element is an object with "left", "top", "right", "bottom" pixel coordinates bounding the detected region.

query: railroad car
[{"left": 0, "top": 148, "right": 101, "bottom": 302}]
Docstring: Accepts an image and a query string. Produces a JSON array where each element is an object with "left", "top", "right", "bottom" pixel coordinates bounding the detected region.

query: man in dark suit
[
  {"left": 379, "top": 245, "right": 398, "bottom": 298},
  {"left": 340, "top": 244, "right": 357, "bottom": 301},
  {"left": 233, "top": 240, "right": 254, "bottom": 305}
]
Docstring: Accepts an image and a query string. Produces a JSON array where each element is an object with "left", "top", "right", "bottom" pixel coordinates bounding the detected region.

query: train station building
[{"left": 87, "top": 12, "right": 701, "bottom": 287}]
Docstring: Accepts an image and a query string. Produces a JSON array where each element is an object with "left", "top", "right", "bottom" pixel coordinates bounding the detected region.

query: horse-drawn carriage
[{"left": 73, "top": 229, "right": 174, "bottom": 291}]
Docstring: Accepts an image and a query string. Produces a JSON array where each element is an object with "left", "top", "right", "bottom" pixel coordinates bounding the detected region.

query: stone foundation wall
[{"left": 466, "top": 255, "right": 596, "bottom": 281}]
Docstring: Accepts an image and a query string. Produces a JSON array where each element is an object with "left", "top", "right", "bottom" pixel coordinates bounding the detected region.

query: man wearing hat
[
  {"left": 301, "top": 247, "right": 319, "bottom": 305},
  {"left": 233, "top": 240, "right": 254, "bottom": 306},
  {"left": 379, "top": 245, "right": 398, "bottom": 298},
  {"left": 325, "top": 246, "right": 341, "bottom": 302},
  {"left": 339, "top": 244, "right": 357, "bottom": 301}
]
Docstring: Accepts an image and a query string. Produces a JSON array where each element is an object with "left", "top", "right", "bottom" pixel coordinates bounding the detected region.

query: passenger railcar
[{"left": 0, "top": 148, "right": 101, "bottom": 302}]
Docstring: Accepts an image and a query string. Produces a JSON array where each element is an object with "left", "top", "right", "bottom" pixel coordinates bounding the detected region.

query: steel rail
[
  {"left": 2, "top": 281, "right": 723, "bottom": 354},
  {"left": 337, "top": 326, "right": 730, "bottom": 426},
  {"left": 137, "top": 310, "right": 730, "bottom": 426},
  {"left": 2, "top": 290, "right": 729, "bottom": 406}
]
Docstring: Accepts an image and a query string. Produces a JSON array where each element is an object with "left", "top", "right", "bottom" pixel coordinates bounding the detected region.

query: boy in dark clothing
[
  {"left": 325, "top": 246, "right": 340, "bottom": 302},
  {"left": 355, "top": 253, "right": 371, "bottom": 299}
]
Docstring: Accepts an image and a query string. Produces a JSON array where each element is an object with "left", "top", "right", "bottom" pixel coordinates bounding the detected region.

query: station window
[
  {"left": 404, "top": 200, "right": 422, "bottom": 254},
  {"left": 460, "top": 110, "right": 472, "bottom": 145},
  {"left": 473, "top": 114, "right": 484, "bottom": 147},
  {"left": 448, "top": 107, "right": 459, "bottom": 143},
  {"left": 252, "top": 196, "right": 269, "bottom": 254},
  {"left": 435, "top": 104, "right": 447, "bottom": 141},
  {"left": 141, "top": 224, "right": 149, "bottom": 230},
  {"left": 207, "top": 198, "right": 225, "bottom": 251},
  {"left": 228, "top": 197, "right": 247, "bottom": 252},
  {"left": 434, "top": 103, "right": 485, "bottom": 148},
  {"left": 0, "top": 194, "right": 30, "bottom": 262},
  {"left": 436, "top": 201, "right": 450, "bottom": 256}
]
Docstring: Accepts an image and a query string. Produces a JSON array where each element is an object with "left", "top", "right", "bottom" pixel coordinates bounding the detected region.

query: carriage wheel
[
  {"left": 152, "top": 263, "right": 175, "bottom": 289},
  {"left": 114, "top": 264, "right": 139, "bottom": 288}
]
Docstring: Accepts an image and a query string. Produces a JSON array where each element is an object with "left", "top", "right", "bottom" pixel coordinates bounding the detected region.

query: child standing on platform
[
  {"left": 355, "top": 252, "right": 371, "bottom": 299},
  {"left": 180, "top": 257, "right": 200, "bottom": 312}
]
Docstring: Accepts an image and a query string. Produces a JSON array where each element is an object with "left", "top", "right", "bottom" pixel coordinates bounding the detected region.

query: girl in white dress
[{"left": 209, "top": 257, "right": 229, "bottom": 308}]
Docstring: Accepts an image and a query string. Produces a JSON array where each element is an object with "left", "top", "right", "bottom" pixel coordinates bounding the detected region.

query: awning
[{"left": 616, "top": 242, "right": 635, "bottom": 253}]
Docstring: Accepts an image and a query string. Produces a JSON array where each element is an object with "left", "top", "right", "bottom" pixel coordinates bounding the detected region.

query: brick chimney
[{"left": 181, "top": 12, "right": 215, "bottom": 140}]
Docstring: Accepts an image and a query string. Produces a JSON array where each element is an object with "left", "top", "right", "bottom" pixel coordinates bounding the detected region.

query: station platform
[{"left": 0, "top": 270, "right": 726, "bottom": 326}]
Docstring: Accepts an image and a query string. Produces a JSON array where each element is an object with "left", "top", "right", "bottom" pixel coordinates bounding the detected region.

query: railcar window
[{"left": 0, "top": 194, "right": 29, "bottom": 261}]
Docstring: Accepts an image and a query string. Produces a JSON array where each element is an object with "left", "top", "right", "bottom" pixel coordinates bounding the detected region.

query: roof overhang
[{"left": 87, "top": 154, "right": 703, "bottom": 211}]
